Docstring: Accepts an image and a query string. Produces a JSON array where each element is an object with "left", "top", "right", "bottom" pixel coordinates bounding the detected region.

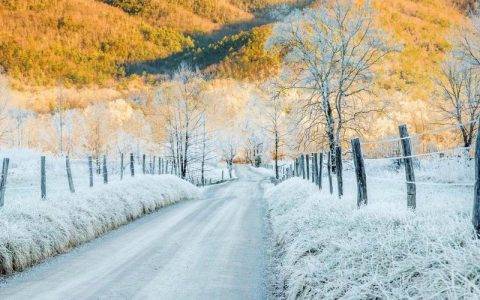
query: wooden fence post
[
  {"left": 65, "top": 156, "right": 75, "bottom": 193},
  {"left": 335, "top": 146, "right": 343, "bottom": 198},
  {"left": 306, "top": 154, "right": 310, "bottom": 181},
  {"left": 102, "top": 155, "right": 108, "bottom": 184},
  {"left": 158, "top": 157, "right": 162, "bottom": 175},
  {"left": 142, "top": 154, "right": 146, "bottom": 174},
  {"left": 0, "top": 158, "right": 9, "bottom": 206},
  {"left": 399, "top": 124, "right": 416, "bottom": 209},
  {"left": 41, "top": 156, "right": 46, "bottom": 199},
  {"left": 351, "top": 138, "right": 367, "bottom": 207},
  {"left": 120, "top": 153, "right": 124, "bottom": 180},
  {"left": 318, "top": 152, "right": 323, "bottom": 189},
  {"left": 88, "top": 156, "right": 93, "bottom": 187},
  {"left": 130, "top": 153, "right": 135, "bottom": 177},
  {"left": 327, "top": 151, "right": 333, "bottom": 194},
  {"left": 152, "top": 156, "right": 156, "bottom": 174},
  {"left": 300, "top": 154, "right": 305, "bottom": 179},
  {"left": 312, "top": 153, "right": 316, "bottom": 183},
  {"left": 473, "top": 117, "right": 480, "bottom": 236}
]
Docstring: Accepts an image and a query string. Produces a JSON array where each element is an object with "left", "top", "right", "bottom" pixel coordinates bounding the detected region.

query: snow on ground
[
  {"left": 0, "top": 166, "right": 267, "bottom": 300},
  {"left": 0, "top": 173, "right": 200, "bottom": 275},
  {"left": 266, "top": 156, "right": 479, "bottom": 299}
]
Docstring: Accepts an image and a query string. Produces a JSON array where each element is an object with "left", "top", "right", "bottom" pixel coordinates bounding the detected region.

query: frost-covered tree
[
  {"left": 154, "top": 64, "right": 207, "bottom": 179},
  {"left": 252, "top": 80, "right": 290, "bottom": 179},
  {"left": 217, "top": 131, "right": 242, "bottom": 178},
  {"left": 434, "top": 56, "right": 480, "bottom": 147},
  {"left": 267, "top": 0, "right": 393, "bottom": 155}
]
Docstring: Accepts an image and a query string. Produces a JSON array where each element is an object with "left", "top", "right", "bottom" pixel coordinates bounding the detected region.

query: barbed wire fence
[
  {"left": 271, "top": 118, "right": 480, "bottom": 235},
  {"left": 0, "top": 152, "right": 233, "bottom": 208}
]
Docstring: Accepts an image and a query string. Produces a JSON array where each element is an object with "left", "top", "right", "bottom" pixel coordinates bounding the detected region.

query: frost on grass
[
  {"left": 0, "top": 175, "right": 200, "bottom": 275},
  {"left": 266, "top": 170, "right": 480, "bottom": 299}
]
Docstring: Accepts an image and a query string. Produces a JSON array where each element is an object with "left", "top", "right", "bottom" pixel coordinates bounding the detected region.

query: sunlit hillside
[
  {"left": 0, "top": 0, "right": 294, "bottom": 89},
  {"left": 0, "top": 0, "right": 196, "bottom": 87},
  {"left": 373, "top": 0, "right": 467, "bottom": 101}
]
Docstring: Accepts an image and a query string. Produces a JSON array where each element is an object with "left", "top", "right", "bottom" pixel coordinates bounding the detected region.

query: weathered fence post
[
  {"left": 399, "top": 124, "right": 416, "bottom": 209},
  {"left": 152, "top": 156, "right": 156, "bottom": 174},
  {"left": 312, "top": 153, "right": 316, "bottom": 183},
  {"left": 306, "top": 154, "right": 310, "bottom": 181},
  {"left": 65, "top": 156, "right": 75, "bottom": 193},
  {"left": 473, "top": 117, "right": 480, "bottom": 236},
  {"left": 301, "top": 154, "right": 306, "bottom": 179},
  {"left": 222, "top": 170, "right": 224, "bottom": 181},
  {"left": 327, "top": 151, "right": 333, "bottom": 194},
  {"left": 130, "top": 153, "right": 135, "bottom": 177},
  {"left": 41, "top": 156, "right": 46, "bottom": 199},
  {"left": 158, "top": 157, "right": 162, "bottom": 175},
  {"left": 318, "top": 152, "right": 323, "bottom": 189},
  {"left": 142, "top": 154, "right": 146, "bottom": 174},
  {"left": 120, "top": 153, "right": 124, "bottom": 180},
  {"left": 351, "top": 138, "right": 367, "bottom": 207},
  {"left": 102, "top": 155, "right": 108, "bottom": 184},
  {"left": 0, "top": 158, "right": 9, "bottom": 206},
  {"left": 335, "top": 146, "right": 343, "bottom": 198},
  {"left": 88, "top": 156, "right": 93, "bottom": 187}
]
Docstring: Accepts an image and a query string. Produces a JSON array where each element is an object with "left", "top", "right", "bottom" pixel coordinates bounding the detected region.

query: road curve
[{"left": 0, "top": 166, "right": 269, "bottom": 300}]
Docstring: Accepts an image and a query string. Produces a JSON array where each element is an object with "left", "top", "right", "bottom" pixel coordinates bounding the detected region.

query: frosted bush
[
  {"left": 267, "top": 176, "right": 480, "bottom": 299},
  {"left": 0, "top": 175, "right": 199, "bottom": 275}
]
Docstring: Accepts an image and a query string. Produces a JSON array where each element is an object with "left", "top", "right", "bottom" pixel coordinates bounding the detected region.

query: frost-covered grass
[
  {"left": 0, "top": 174, "right": 200, "bottom": 275},
  {"left": 266, "top": 157, "right": 480, "bottom": 299}
]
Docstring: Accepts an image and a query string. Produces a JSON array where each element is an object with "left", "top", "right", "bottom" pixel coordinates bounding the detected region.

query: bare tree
[
  {"left": 435, "top": 56, "right": 480, "bottom": 147},
  {"left": 255, "top": 81, "right": 289, "bottom": 179},
  {"left": 217, "top": 132, "right": 241, "bottom": 179},
  {"left": 267, "top": 0, "right": 393, "bottom": 155},
  {"left": 155, "top": 64, "right": 207, "bottom": 179}
]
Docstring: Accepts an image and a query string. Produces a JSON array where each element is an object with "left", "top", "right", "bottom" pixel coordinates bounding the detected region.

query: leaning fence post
[
  {"left": 102, "top": 155, "right": 108, "bottom": 184},
  {"left": 399, "top": 124, "right": 416, "bottom": 209},
  {"left": 41, "top": 156, "right": 46, "bottom": 199},
  {"left": 327, "top": 151, "right": 333, "bottom": 194},
  {"left": 335, "top": 146, "right": 343, "bottom": 198},
  {"left": 65, "top": 156, "right": 75, "bottom": 193},
  {"left": 473, "top": 117, "right": 480, "bottom": 236},
  {"left": 88, "top": 156, "right": 93, "bottom": 187},
  {"left": 351, "top": 138, "right": 367, "bottom": 207},
  {"left": 130, "top": 153, "right": 135, "bottom": 177},
  {"left": 318, "top": 153, "right": 323, "bottom": 189},
  {"left": 0, "top": 158, "right": 9, "bottom": 206}
]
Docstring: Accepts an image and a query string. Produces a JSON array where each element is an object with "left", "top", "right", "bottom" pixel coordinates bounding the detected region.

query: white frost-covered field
[
  {"left": 266, "top": 157, "right": 479, "bottom": 299},
  {"left": 0, "top": 149, "right": 201, "bottom": 275}
]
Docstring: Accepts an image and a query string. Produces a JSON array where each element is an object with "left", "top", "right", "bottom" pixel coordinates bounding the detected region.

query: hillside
[
  {"left": 0, "top": 0, "right": 293, "bottom": 89},
  {"left": 0, "top": 0, "right": 472, "bottom": 108}
]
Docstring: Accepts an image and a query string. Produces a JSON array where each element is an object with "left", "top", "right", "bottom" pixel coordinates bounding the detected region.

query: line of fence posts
[
  {"left": 0, "top": 151, "right": 229, "bottom": 207},
  {"left": 252, "top": 118, "right": 480, "bottom": 238}
]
